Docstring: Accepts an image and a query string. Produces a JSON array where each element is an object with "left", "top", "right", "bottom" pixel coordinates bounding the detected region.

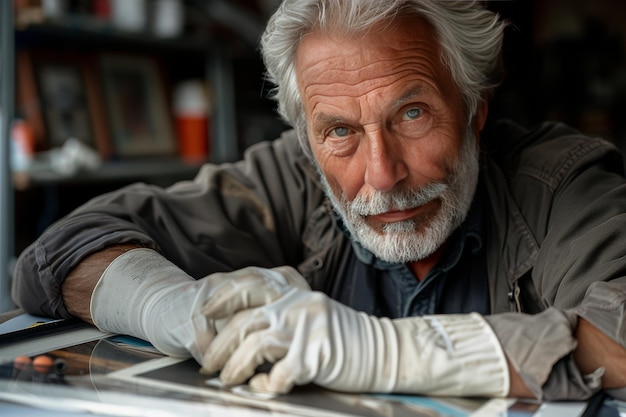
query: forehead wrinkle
[
  {"left": 303, "top": 71, "right": 440, "bottom": 114},
  {"left": 301, "top": 60, "right": 444, "bottom": 105},
  {"left": 296, "top": 16, "right": 445, "bottom": 82},
  {"left": 297, "top": 25, "right": 456, "bottom": 124},
  {"left": 301, "top": 46, "right": 440, "bottom": 82},
  {"left": 307, "top": 82, "right": 432, "bottom": 130},
  {"left": 309, "top": 96, "right": 353, "bottom": 119}
]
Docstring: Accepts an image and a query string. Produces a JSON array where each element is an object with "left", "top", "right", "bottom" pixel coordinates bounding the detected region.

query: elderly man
[{"left": 12, "top": 0, "right": 626, "bottom": 401}]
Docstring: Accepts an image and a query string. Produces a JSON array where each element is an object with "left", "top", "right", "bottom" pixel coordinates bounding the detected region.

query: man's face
[{"left": 295, "top": 18, "right": 483, "bottom": 263}]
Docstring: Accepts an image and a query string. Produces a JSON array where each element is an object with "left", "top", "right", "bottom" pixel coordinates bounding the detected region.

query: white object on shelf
[
  {"left": 41, "top": 0, "right": 66, "bottom": 19},
  {"left": 153, "top": 0, "right": 184, "bottom": 38},
  {"left": 110, "top": 0, "right": 147, "bottom": 32}
]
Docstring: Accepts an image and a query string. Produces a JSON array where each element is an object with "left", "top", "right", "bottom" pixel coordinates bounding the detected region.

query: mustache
[{"left": 348, "top": 183, "right": 448, "bottom": 216}]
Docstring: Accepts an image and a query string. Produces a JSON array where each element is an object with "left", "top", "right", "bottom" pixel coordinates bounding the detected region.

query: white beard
[{"left": 319, "top": 128, "right": 480, "bottom": 263}]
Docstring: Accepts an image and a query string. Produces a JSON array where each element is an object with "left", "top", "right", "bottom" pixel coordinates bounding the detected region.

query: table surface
[{"left": 0, "top": 313, "right": 619, "bottom": 417}]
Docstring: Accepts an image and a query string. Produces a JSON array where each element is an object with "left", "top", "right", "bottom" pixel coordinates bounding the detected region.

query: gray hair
[{"left": 261, "top": 0, "right": 507, "bottom": 158}]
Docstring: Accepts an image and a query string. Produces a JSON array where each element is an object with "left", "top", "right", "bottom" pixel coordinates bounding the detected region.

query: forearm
[
  {"left": 507, "top": 359, "right": 535, "bottom": 398},
  {"left": 573, "top": 317, "right": 626, "bottom": 389},
  {"left": 61, "top": 244, "right": 141, "bottom": 324}
]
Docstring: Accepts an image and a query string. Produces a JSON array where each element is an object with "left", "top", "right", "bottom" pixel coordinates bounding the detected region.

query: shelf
[
  {"left": 14, "top": 14, "right": 240, "bottom": 170},
  {"left": 15, "top": 158, "right": 203, "bottom": 188},
  {"left": 15, "top": 20, "right": 217, "bottom": 54}
]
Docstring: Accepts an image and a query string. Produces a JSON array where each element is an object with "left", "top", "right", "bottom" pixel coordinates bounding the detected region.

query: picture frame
[
  {"left": 82, "top": 54, "right": 114, "bottom": 159},
  {"left": 33, "top": 55, "right": 95, "bottom": 150},
  {"left": 16, "top": 50, "right": 110, "bottom": 157},
  {"left": 99, "top": 54, "right": 176, "bottom": 157},
  {"left": 15, "top": 50, "right": 46, "bottom": 151}
]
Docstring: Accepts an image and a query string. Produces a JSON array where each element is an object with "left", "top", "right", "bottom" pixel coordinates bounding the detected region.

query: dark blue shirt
[{"left": 329, "top": 182, "right": 490, "bottom": 318}]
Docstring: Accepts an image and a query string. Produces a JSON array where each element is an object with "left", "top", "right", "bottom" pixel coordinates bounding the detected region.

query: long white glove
[
  {"left": 202, "top": 287, "right": 509, "bottom": 397},
  {"left": 90, "top": 248, "right": 310, "bottom": 364}
]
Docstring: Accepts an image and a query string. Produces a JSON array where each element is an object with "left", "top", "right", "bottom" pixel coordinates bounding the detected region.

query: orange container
[
  {"left": 173, "top": 80, "right": 211, "bottom": 163},
  {"left": 175, "top": 115, "right": 209, "bottom": 163}
]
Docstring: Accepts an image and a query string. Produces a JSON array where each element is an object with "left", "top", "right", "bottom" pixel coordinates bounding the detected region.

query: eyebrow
[
  {"left": 312, "top": 113, "right": 347, "bottom": 127},
  {"left": 310, "top": 85, "right": 430, "bottom": 127},
  {"left": 392, "top": 85, "right": 426, "bottom": 108}
]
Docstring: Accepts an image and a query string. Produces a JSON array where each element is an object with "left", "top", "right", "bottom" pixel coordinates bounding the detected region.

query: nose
[{"left": 363, "top": 130, "right": 409, "bottom": 192}]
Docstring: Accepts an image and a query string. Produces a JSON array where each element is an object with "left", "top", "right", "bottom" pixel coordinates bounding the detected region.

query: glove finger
[
  {"left": 201, "top": 267, "right": 309, "bottom": 318},
  {"left": 246, "top": 318, "right": 321, "bottom": 394},
  {"left": 219, "top": 330, "right": 290, "bottom": 386},
  {"left": 248, "top": 362, "right": 296, "bottom": 394},
  {"left": 201, "top": 309, "right": 268, "bottom": 374},
  {"left": 271, "top": 266, "right": 311, "bottom": 290}
]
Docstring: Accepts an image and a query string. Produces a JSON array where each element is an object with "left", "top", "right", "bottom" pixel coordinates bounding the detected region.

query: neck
[{"left": 408, "top": 244, "right": 446, "bottom": 281}]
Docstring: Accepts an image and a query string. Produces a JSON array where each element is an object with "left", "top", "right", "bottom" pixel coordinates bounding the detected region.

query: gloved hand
[
  {"left": 202, "top": 287, "right": 509, "bottom": 397},
  {"left": 90, "top": 248, "right": 310, "bottom": 364}
]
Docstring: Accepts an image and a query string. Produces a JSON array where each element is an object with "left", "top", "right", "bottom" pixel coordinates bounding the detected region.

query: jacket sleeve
[
  {"left": 485, "top": 121, "right": 626, "bottom": 400},
  {"left": 12, "top": 131, "right": 324, "bottom": 318},
  {"left": 525, "top": 126, "right": 626, "bottom": 401}
]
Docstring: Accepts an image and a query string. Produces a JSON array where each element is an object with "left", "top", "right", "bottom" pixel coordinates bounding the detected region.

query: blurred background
[
  {"left": 490, "top": 0, "right": 626, "bottom": 151},
  {"left": 0, "top": 0, "right": 625, "bottom": 311}
]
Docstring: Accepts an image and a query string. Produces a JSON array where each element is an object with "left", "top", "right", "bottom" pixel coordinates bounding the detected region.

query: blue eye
[
  {"left": 331, "top": 126, "right": 350, "bottom": 137},
  {"left": 405, "top": 108, "right": 422, "bottom": 120}
]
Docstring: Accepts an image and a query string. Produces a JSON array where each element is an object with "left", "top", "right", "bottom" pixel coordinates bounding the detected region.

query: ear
[{"left": 472, "top": 100, "right": 489, "bottom": 137}]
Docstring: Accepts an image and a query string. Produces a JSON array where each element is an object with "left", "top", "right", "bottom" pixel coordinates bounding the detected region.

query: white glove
[
  {"left": 90, "top": 248, "right": 310, "bottom": 364},
  {"left": 202, "top": 287, "right": 509, "bottom": 397}
]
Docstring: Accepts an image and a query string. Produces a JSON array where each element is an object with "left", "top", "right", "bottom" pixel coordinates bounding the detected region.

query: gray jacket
[{"left": 13, "top": 120, "right": 626, "bottom": 400}]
